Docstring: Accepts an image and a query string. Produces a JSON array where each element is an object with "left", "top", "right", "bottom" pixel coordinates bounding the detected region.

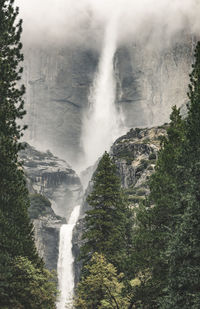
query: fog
[
  {"left": 16, "top": 0, "right": 200, "bottom": 48},
  {"left": 15, "top": 0, "right": 200, "bottom": 171}
]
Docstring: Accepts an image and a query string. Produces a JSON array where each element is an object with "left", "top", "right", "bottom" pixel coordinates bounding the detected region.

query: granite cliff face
[
  {"left": 115, "top": 39, "right": 193, "bottom": 128},
  {"left": 22, "top": 36, "right": 193, "bottom": 166},
  {"left": 72, "top": 125, "right": 167, "bottom": 282},
  {"left": 20, "top": 144, "right": 82, "bottom": 270},
  {"left": 22, "top": 46, "right": 98, "bottom": 164},
  {"left": 21, "top": 143, "right": 82, "bottom": 219},
  {"left": 111, "top": 126, "right": 166, "bottom": 190},
  {"left": 32, "top": 212, "right": 63, "bottom": 271}
]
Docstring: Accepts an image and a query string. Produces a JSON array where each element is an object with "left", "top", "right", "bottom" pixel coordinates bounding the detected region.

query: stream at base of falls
[{"left": 56, "top": 205, "right": 81, "bottom": 309}]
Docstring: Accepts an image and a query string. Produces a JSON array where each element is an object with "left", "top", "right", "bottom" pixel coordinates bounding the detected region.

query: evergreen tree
[
  {"left": 80, "top": 152, "right": 132, "bottom": 274},
  {"left": 1, "top": 256, "right": 57, "bottom": 309},
  {"left": 161, "top": 41, "right": 200, "bottom": 309},
  {"left": 186, "top": 41, "right": 200, "bottom": 153},
  {"left": 128, "top": 107, "right": 185, "bottom": 308},
  {"left": 0, "top": 0, "right": 38, "bottom": 260},
  {"left": 0, "top": 1, "right": 56, "bottom": 307}
]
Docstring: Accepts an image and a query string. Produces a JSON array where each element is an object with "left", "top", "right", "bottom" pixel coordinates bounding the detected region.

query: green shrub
[
  {"left": 136, "top": 188, "right": 147, "bottom": 196},
  {"left": 118, "top": 150, "right": 134, "bottom": 165},
  {"left": 29, "top": 194, "right": 51, "bottom": 219},
  {"left": 136, "top": 159, "right": 149, "bottom": 172},
  {"left": 143, "top": 138, "right": 150, "bottom": 144},
  {"left": 148, "top": 153, "right": 156, "bottom": 160},
  {"left": 124, "top": 188, "right": 137, "bottom": 195},
  {"left": 128, "top": 195, "right": 145, "bottom": 203}
]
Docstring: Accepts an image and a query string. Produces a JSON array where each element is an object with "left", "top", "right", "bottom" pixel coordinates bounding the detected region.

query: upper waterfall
[{"left": 81, "top": 14, "right": 125, "bottom": 170}]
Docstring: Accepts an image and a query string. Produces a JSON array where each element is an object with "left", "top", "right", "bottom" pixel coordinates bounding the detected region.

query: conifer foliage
[
  {"left": 76, "top": 152, "right": 134, "bottom": 308},
  {"left": 126, "top": 106, "right": 185, "bottom": 308},
  {"left": 0, "top": 0, "right": 36, "bottom": 260},
  {"left": 0, "top": 1, "right": 57, "bottom": 307},
  {"left": 129, "top": 42, "right": 200, "bottom": 309},
  {"left": 80, "top": 152, "right": 131, "bottom": 272},
  {"left": 161, "top": 41, "right": 200, "bottom": 309}
]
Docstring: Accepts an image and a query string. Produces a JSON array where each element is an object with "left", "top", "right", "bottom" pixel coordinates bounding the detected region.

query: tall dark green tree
[
  {"left": 127, "top": 106, "right": 186, "bottom": 308},
  {"left": 0, "top": 0, "right": 37, "bottom": 259},
  {"left": 0, "top": 1, "right": 57, "bottom": 307},
  {"left": 0, "top": 0, "right": 38, "bottom": 256},
  {"left": 161, "top": 41, "right": 200, "bottom": 309},
  {"left": 80, "top": 152, "right": 133, "bottom": 274}
]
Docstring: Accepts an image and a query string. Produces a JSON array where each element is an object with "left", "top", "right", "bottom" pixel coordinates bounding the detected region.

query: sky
[{"left": 16, "top": 0, "right": 200, "bottom": 48}]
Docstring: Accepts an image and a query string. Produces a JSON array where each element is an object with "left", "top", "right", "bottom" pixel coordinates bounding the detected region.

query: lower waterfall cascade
[{"left": 57, "top": 205, "right": 81, "bottom": 309}]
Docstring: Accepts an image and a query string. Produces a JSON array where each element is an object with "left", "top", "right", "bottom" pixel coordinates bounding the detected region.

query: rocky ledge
[
  {"left": 20, "top": 143, "right": 82, "bottom": 219},
  {"left": 111, "top": 125, "right": 167, "bottom": 206},
  {"left": 19, "top": 144, "right": 82, "bottom": 271}
]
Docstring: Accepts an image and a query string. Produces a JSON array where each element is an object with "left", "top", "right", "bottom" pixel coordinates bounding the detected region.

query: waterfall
[
  {"left": 56, "top": 11, "right": 126, "bottom": 308},
  {"left": 57, "top": 205, "right": 81, "bottom": 309},
  {"left": 81, "top": 13, "right": 125, "bottom": 170}
]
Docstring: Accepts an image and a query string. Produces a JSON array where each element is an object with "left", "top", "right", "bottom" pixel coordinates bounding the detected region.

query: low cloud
[{"left": 16, "top": 0, "right": 200, "bottom": 50}]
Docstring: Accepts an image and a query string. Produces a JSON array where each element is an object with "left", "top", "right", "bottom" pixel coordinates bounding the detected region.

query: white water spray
[
  {"left": 81, "top": 13, "right": 125, "bottom": 169},
  {"left": 57, "top": 205, "right": 81, "bottom": 309}
]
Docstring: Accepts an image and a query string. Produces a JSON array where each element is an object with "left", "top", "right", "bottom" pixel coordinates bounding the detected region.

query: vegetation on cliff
[{"left": 0, "top": 1, "right": 57, "bottom": 307}]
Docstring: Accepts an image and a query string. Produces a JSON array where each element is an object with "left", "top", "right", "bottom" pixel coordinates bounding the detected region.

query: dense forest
[
  {"left": 1, "top": 0, "right": 200, "bottom": 308},
  {"left": 74, "top": 42, "right": 200, "bottom": 309}
]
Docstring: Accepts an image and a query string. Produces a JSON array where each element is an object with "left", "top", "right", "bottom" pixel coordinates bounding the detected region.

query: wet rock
[
  {"left": 20, "top": 144, "right": 82, "bottom": 271},
  {"left": 20, "top": 143, "right": 82, "bottom": 219},
  {"left": 33, "top": 214, "right": 64, "bottom": 271}
]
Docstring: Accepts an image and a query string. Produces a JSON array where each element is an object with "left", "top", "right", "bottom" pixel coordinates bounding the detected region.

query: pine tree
[
  {"left": 2, "top": 256, "right": 57, "bottom": 309},
  {"left": 128, "top": 107, "right": 186, "bottom": 308},
  {"left": 161, "top": 41, "right": 200, "bottom": 309},
  {"left": 0, "top": 1, "right": 56, "bottom": 307},
  {"left": 186, "top": 41, "right": 200, "bottom": 153},
  {"left": 80, "top": 152, "right": 132, "bottom": 274},
  {"left": 0, "top": 0, "right": 37, "bottom": 259}
]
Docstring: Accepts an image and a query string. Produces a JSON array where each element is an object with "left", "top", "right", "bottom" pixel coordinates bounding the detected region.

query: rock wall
[
  {"left": 33, "top": 214, "right": 63, "bottom": 271},
  {"left": 22, "top": 46, "right": 98, "bottom": 164},
  {"left": 21, "top": 143, "right": 82, "bottom": 219},
  {"left": 22, "top": 35, "right": 193, "bottom": 166},
  {"left": 115, "top": 38, "right": 193, "bottom": 127},
  {"left": 20, "top": 144, "right": 82, "bottom": 270},
  {"left": 111, "top": 126, "right": 166, "bottom": 191}
]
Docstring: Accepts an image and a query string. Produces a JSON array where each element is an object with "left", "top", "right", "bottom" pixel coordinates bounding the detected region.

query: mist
[
  {"left": 16, "top": 0, "right": 200, "bottom": 48},
  {"left": 16, "top": 0, "right": 200, "bottom": 171},
  {"left": 81, "top": 13, "right": 125, "bottom": 169}
]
